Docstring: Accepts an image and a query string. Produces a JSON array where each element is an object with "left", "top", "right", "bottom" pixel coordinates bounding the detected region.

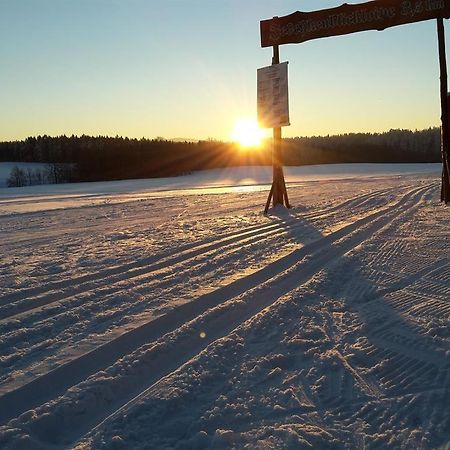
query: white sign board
[{"left": 257, "top": 62, "right": 290, "bottom": 128}]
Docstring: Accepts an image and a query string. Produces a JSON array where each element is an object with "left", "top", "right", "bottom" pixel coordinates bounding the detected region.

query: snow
[
  {"left": 0, "top": 163, "right": 449, "bottom": 450},
  {"left": 0, "top": 163, "right": 441, "bottom": 215}
]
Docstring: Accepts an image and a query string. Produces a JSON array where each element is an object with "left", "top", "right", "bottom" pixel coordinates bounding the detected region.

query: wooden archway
[{"left": 261, "top": 0, "right": 450, "bottom": 208}]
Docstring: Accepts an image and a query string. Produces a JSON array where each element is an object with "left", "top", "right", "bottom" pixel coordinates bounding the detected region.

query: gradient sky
[{"left": 1, "top": 0, "right": 449, "bottom": 141}]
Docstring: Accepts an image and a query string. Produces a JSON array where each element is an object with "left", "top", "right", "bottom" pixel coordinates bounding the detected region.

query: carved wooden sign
[{"left": 261, "top": 0, "right": 450, "bottom": 47}]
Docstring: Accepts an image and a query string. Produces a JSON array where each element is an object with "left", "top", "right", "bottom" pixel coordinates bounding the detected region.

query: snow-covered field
[
  {"left": 0, "top": 164, "right": 449, "bottom": 449},
  {"left": 0, "top": 163, "right": 441, "bottom": 214}
]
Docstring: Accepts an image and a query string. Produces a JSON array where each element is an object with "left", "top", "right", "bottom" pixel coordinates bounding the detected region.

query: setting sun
[{"left": 231, "top": 118, "right": 266, "bottom": 148}]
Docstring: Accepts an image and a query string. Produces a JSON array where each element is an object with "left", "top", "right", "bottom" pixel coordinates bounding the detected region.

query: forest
[{"left": 0, "top": 127, "right": 441, "bottom": 186}]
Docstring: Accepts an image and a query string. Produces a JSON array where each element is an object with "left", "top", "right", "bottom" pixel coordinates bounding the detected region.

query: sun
[{"left": 231, "top": 117, "right": 266, "bottom": 148}]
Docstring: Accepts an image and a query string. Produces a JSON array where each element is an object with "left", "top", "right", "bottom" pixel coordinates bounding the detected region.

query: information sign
[{"left": 257, "top": 62, "right": 290, "bottom": 128}]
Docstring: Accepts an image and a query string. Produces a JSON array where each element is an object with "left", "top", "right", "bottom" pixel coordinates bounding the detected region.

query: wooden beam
[{"left": 437, "top": 18, "right": 450, "bottom": 204}]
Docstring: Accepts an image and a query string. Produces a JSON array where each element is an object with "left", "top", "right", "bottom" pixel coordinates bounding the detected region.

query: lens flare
[{"left": 231, "top": 117, "right": 266, "bottom": 148}]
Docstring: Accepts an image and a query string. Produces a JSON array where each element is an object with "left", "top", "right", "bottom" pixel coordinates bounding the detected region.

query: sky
[{"left": 1, "top": 0, "right": 449, "bottom": 141}]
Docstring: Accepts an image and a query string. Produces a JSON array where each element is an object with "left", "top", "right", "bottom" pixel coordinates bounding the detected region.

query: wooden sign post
[
  {"left": 257, "top": 46, "right": 291, "bottom": 213},
  {"left": 438, "top": 18, "right": 450, "bottom": 203},
  {"left": 261, "top": 0, "right": 450, "bottom": 204}
]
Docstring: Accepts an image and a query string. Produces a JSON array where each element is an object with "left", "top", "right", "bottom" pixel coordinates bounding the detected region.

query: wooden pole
[
  {"left": 272, "top": 45, "right": 284, "bottom": 207},
  {"left": 272, "top": 127, "right": 284, "bottom": 207},
  {"left": 264, "top": 184, "right": 274, "bottom": 214},
  {"left": 446, "top": 92, "right": 450, "bottom": 201},
  {"left": 264, "top": 42, "right": 291, "bottom": 213},
  {"left": 282, "top": 174, "right": 291, "bottom": 208},
  {"left": 437, "top": 18, "right": 450, "bottom": 204}
]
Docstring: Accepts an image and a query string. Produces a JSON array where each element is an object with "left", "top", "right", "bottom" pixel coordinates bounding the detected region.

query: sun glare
[{"left": 231, "top": 117, "right": 266, "bottom": 148}]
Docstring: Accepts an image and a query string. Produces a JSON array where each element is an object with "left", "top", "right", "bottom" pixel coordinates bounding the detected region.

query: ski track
[
  {"left": 0, "top": 185, "right": 396, "bottom": 321},
  {"left": 0, "top": 188, "right": 396, "bottom": 397},
  {"left": 0, "top": 175, "right": 448, "bottom": 450},
  {"left": 0, "top": 186, "right": 406, "bottom": 390},
  {"left": 74, "top": 184, "right": 445, "bottom": 450},
  {"left": 0, "top": 184, "right": 433, "bottom": 427}
]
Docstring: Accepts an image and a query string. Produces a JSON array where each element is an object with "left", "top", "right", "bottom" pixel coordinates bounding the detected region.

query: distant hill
[{"left": 170, "top": 138, "right": 199, "bottom": 143}]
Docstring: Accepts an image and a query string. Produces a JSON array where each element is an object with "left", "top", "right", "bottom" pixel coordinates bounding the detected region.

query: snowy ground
[
  {"left": 0, "top": 164, "right": 449, "bottom": 449},
  {"left": 0, "top": 163, "right": 440, "bottom": 213}
]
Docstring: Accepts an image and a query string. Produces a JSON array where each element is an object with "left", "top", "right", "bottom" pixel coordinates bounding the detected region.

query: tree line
[
  {"left": 284, "top": 128, "right": 440, "bottom": 165},
  {"left": 5, "top": 163, "right": 76, "bottom": 188},
  {"left": 0, "top": 128, "right": 441, "bottom": 186}
]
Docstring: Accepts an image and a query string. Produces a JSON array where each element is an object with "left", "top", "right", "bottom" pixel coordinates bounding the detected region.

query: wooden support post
[
  {"left": 264, "top": 184, "right": 274, "bottom": 214},
  {"left": 446, "top": 92, "right": 450, "bottom": 201},
  {"left": 282, "top": 174, "right": 291, "bottom": 208},
  {"left": 437, "top": 18, "right": 450, "bottom": 204},
  {"left": 264, "top": 43, "right": 291, "bottom": 213},
  {"left": 272, "top": 126, "right": 284, "bottom": 207}
]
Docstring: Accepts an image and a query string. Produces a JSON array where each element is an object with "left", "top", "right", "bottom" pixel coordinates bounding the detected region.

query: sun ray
[{"left": 231, "top": 117, "right": 266, "bottom": 149}]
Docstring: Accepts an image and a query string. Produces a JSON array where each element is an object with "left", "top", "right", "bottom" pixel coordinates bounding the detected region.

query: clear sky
[{"left": 1, "top": 0, "right": 448, "bottom": 141}]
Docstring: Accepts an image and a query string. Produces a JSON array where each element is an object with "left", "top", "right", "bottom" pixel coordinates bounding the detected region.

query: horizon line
[{"left": 0, "top": 125, "right": 440, "bottom": 145}]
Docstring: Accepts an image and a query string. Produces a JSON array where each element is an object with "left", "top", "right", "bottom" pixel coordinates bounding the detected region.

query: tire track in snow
[
  {"left": 0, "top": 187, "right": 396, "bottom": 321},
  {"left": 0, "top": 183, "right": 433, "bottom": 430},
  {"left": 337, "top": 239, "right": 450, "bottom": 418}
]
